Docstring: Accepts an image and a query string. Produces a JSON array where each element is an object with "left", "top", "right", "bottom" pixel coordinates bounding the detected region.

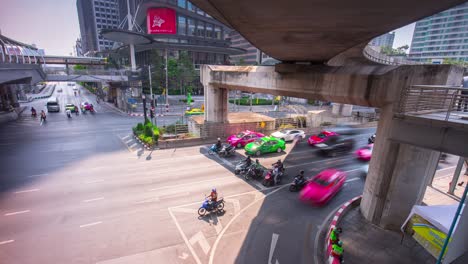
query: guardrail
[
  {"left": 363, "top": 45, "right": 421, "bottom": 66},
  {"left": 397, "top": 85, "right": 468, "bottom": 121},
  {"left": 42, "top": 67, "right": 130, "bottom": 76}
]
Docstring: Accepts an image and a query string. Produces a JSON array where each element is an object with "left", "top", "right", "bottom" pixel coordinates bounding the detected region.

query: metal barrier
[
  {"left": 397, "top": 85, "right": 468, "bottom": 121},
  {"left": 363, "top": 45, "right": 421, "bottom": 66}
]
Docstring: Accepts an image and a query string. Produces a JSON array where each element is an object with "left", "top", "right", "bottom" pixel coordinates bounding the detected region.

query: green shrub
[{"left": 136, "top": 123, "right": 144, "bottom": 131}]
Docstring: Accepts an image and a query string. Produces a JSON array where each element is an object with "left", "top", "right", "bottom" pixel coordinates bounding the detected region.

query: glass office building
[{"left": 409, "top": 2, "right": 468, "bottom": 63}]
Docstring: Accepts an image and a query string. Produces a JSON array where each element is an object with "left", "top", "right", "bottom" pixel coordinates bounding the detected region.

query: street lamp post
[
  {"left": 142, "top": 94, "right": 148, "bottom": 123},
  {"left": 165, "top": 48, "right": 169, "bottom": 110},
  {"left": 148, "top": 65, "right": 156, "bottom": 126}
]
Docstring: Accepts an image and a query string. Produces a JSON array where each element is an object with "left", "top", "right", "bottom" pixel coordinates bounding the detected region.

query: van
[{"left": 46, "top": 97, "right": 60, "bottom": 112}]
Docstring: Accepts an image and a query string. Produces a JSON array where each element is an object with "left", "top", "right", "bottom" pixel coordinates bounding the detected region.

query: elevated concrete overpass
[
  {"left": 193, "top": 0, "right": 468, "bottom": 232},
  {"left": 191, "top": 0, "right": 465, "bottom": 64}
]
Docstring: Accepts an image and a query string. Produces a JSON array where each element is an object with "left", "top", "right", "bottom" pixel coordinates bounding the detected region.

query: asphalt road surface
[{"left": 0, "top": 83, "right": 375, "bottom": 264}]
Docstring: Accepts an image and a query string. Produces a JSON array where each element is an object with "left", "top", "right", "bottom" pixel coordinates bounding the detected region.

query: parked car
[
  {"left": 271, "top": 129, "right": 306, "bottom": 142},
  {"left": 355, "top": 144, "right": 373, "bottom": 161},
  {"left": 300, "top": 169, "right": 346, "bottom": 205},
  {"left": 308, "top": 131, "right": 339, "bottom": 146},
  {"left": 244, "top": 136, "right": 286, "bottom": 156},
  {"left": 316, "top": 136, "right": 355, "bottom": 157},
  {"left": 227, "top": 130, "right": 264, "bottom": 148}
]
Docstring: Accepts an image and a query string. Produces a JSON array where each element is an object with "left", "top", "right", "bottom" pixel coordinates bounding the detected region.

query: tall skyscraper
[
  {"left": 409, "top": 2, "right": 468, "bottom": 63},
  {"left": 77, "top": 0, "right": 120, "bottom": 55},
  {"left": 369, "top": 32, "right": 395, "bottom": 48}
]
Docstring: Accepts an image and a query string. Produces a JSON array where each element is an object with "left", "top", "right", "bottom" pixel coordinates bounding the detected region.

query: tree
[{"left": 443, "top": 58, "right": 468, "bottom": 67}]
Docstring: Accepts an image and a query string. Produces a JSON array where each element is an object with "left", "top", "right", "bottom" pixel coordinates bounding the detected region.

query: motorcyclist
[
  {"left": 273, "top": 159, "right": 284, "bottom": 173},
  {"left": 66, "top": 108, "right": 72, "bottom": 118},
  {"left": 245, "top": 155, "right": 252, "bottom": 167},
  {"left": 296, "top": 170, "right": 306, "bottom": 183},
  {"left": 74, "top": 105, "right": 79, "bottom": 115},
  {"left": 40, "top": 110, "right": 46, "bottom": 122},
  {"left": 331, "top": 241, "right": 344, "bottom": 262},
  {"left": 216, "top": 138, "right": 222, "bottom": 151},
  {"left": 329, "top": 227, "right": 342, "bottom": 244},
  {"left": 208, "top": 188, "right": 218, "bottom": 209},
  {"left": 31, "top": 107, "right": 37, "bottom": 117}
]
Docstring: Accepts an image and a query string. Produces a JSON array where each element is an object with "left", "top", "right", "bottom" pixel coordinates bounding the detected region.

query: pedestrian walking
[{"left": 458, "top": 77, "right": 468, "bottom": 112}]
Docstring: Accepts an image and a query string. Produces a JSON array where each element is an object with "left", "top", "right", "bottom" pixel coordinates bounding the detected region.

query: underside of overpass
[{"left": 190, "top": 0, "right": 465, "bottom": 64}]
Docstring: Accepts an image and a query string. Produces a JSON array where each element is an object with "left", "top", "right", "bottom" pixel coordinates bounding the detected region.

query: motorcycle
[
  {"left": 66, "top": 111, "right": 72, "bottom": 118},
  {"left": 198, "top": 197, "right": 225, "bottom": 216},
  {"left": 31, "top": 111, "right": 37, "bottom": 118},
  {"left": 289, "top": 176, "right": 308, "bottom": 192},
  {"left": 244, "top": 164, "right": 264, "bottom": 180},
  {"left": 208, "top": 144, "right": 220, "bottom": 155},
  {"left": 262, "top": 168, "right": 283, "bottom": 187},
  {"left": 219, "top": 145, "right": 236, "bottom": 157},
  {"left": 234, "top": 160, "right": 251, "bottom": 175}
]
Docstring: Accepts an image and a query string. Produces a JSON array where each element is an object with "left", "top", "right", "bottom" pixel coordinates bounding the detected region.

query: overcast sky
[{"left": 0, "top": 0, "right": 415, "bottom": 56}]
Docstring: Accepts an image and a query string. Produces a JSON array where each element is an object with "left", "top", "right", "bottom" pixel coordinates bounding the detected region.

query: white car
[{"left": 271, "top": 129, "right": 306, "bottom": 142}]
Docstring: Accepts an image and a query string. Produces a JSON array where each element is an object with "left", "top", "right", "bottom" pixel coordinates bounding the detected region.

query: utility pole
[
  {"left": 148, "top": 65, "right": 155, "bottom": 125},
  {"left": 165, "top": 48, "right": 169, "bottom": 110}
]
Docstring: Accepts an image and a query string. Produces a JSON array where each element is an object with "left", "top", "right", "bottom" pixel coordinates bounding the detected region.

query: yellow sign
[
  {"left": 201, "top": 104, "right": 205, "bottom": 111},
  {"left": 162, "top": 88, "right": 166, "bottom": 95},
  {"left": 260, "top": 121, "right": 266, "bottom": 128},
  {"left": 412, "top": 224, "right": 449, "bottom": 258}
]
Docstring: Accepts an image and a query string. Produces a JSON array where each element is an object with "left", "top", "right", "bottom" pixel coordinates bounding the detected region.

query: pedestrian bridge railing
[
  {"left": 42, "top": 67, "right": 130, "bottom": 76},
  {"left": 397, "top": 85, "right": 468, "bottom": 122},
  {"left": 363, "top": 45, "right": 421, "bottom": 66}
]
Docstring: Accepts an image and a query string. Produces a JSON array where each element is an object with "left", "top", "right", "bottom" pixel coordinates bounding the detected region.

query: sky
[{"left": 0, "top": 0, "right": 415, "bottom": 56}]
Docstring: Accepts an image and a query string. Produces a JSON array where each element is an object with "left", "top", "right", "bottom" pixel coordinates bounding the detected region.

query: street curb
[
  {"left": 127, "top": 113, "right": 177, "bottom": 117},
  {"left": 132, "top": 133, "right": 153, "bottom": 151},
  {"left": 324, "top": 195, "right": 362, "bottom": 264},
  {"left": 34, "top": 85, "right": 55, "bottom": 100}
]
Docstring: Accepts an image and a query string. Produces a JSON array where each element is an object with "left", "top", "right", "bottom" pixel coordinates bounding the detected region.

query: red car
[
  {"left": 227, "top": 130, "right": 265, "bottom": 148},
  {"left": 355, "top": 144, "right": 373, "bottom": 161},
  {"left": 308, "top": 131, "right": 339, "bottom": 146},
  {"left": 299, "top": 169, "right": 346, "bottom": 205}
]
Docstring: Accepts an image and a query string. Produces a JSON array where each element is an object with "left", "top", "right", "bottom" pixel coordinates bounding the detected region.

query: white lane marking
[
  {"left": 178, "top": 252, "right": 189, "bottom": 260},
  {"left": 5, "top": 210, "right": 30, "bottom": 216},
  {"left": 251, "top": 180, "right": 267, "bottom": 190},
  {"left": 130, "top": 143, "right": 138, "bottom": 148},
  {"left": 84, "top": 179, "right": 104, "bottom": 184},
  {"left": 149, "top": 177, "right": 234, "bottom": 192},
  {"left": 208, "top": 185, "right": 289, "bottom": 264},
  {"left": 124, "top": 139, "right": 133, "bottom": 144},
  {"left": 437, "top": 166, "right": 456, "bottom": 173},
  {"left": 122, "top": 135, "right": 131, "bottom": 140},
  {"left": 345, "top": 178, "right": 361, "bottom": 183},
  {"left": 135, "top": 197, "right": 160, "bottom": 204},
  {"left": 269, "top": 233, "right": 280, "bottom": 264},
  {"left": 228, "top": 199, "right": 241, "bottom": 214},
  {"left": 0, "top": 240, "right": 14, "bottom": 245},
  {"left": 15, "top": 189, "right": 40, "bottom": 194},
  {"left": 169, "top": 210, "right": 203, "bottom": 264},
  {"left": 189, "top": 231, "right": 211, "bottom": 255},
  {"left": 83, "top": 197, "right": 104, "bottom": 203},
  {"left": 27, "top": 173, "right": 48, "bottom": 178},
  {"left": 343, "top": 168, "right": 364, "bottom": 174},
  {"left": 170, "top": 207, "right": 196, "bottom": 214},
  {"left": 79, "top": 221, "right": 102, "bottom": 228},
  {"left": 159, "top": 192, "right": 190, "bottom": 200},
  {"left": 287, "top": 156, "right": 355, "bottom": 168}
]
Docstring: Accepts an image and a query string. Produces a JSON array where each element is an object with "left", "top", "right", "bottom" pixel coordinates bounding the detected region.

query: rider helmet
[
  {"left": 217, "top": 138, "right": 221, "bottom": 141},
  {"left": 337, "top": 241, "right": 343, "bottom": 246},
  {"left": 212, "top": 188, "right": 217, "bottom": 193},
  {"left": 300, "top": 170, "right": 305, "bottom": 174}
]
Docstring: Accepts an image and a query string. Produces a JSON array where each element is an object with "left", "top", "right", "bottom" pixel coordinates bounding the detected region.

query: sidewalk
[{"left": 319, "top": 164, "right": 467, "bottom": 264}]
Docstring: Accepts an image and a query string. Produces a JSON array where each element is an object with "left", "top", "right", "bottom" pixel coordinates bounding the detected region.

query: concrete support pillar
[
  {"left": 360, "top": 104, "right": 440, "bottom": 230},
  {"left": 204, "top": 84, "right": 228, "bottom": 123},
  {"left": 332, "top": 103, "right": 340, "bottom": 115},
  {"left": 341, "top": 104, "right": 353, "bottom": 116}
]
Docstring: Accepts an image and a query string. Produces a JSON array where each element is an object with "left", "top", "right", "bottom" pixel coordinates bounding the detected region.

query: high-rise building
[
  {"left": 103, "top": 0, "right": 236, "bottom": 66},
  {"left": 77, "top": 0, "right": 120, "bottom": 55},
  {"left": 75, "top": 38, "right": 83, "bottom": 56},
  {"left": 409, "top": 2, "right": 468, "bottom": 63},
  {"left": 228, "top": 31, "right": 277, "bottom": 65},
  {"left": 369, "top": 32, "right": 395, "bottom": 48}
]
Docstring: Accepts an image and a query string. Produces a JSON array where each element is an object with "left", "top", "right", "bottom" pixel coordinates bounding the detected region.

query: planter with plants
[{"left": 132, "top": 121, "right": 160, "bottom": 149}]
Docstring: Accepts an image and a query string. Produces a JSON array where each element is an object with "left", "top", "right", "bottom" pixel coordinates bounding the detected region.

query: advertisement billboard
[{"left": 147, "top": 8, "right": 177, "bottom": 34}]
